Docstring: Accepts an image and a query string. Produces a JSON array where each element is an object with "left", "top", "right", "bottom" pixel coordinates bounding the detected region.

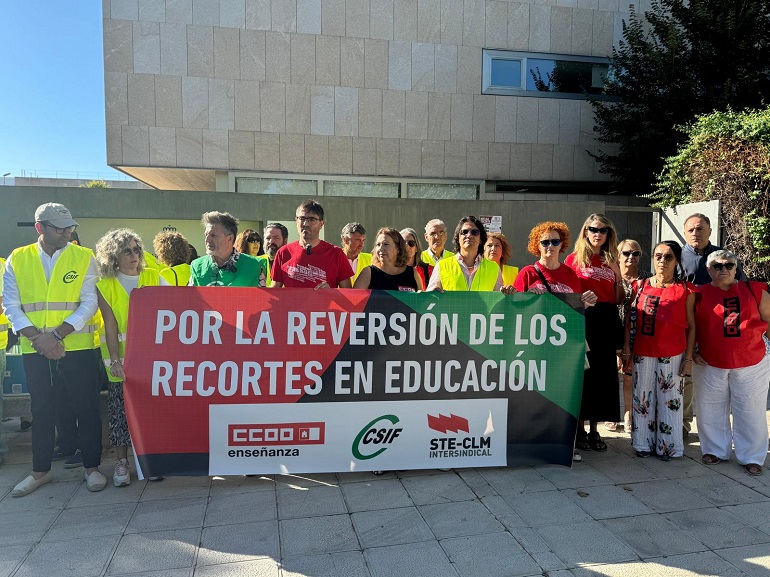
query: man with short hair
[
  {"left": 680, "top": 212, "right": 745, "bottom": 437},
  {"left": 421, "top": 219, "right": 454, "bottom": 266},
  {"left": 3, "top": 203, "right": 106, "bottom": 495},
  {"left": 264, "top": 223, "right": 289, "bottom": 268},
  {"left": 271, "top": 200, "right": 353, "bottom": 289},
  {"left": 190, "top": 211, "right": 266, "bottom": 287},
  {"left": 341, "top": 222, "right": 371, "bottom": 283}
]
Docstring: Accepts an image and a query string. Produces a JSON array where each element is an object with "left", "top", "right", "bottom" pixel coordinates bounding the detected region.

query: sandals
[
  {"left": 701, "top": 454, "right": 721, "bottom": 465},
  {"left": 744, "top": 463, "right": 762, "bottom": 476},
  {"left": 603, "top": 421, "right": 619, "bottom": 432},
  {"left": 576, "top": 431, "right": 591, "bottom": 451},
  {"left": 587, "top": 432, "right": 607, "bottom": 452}
]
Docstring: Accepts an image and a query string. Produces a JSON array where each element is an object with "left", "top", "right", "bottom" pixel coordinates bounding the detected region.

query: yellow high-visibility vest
[
  {"left": 97, "top": 268, "right": 161, "bottom": 382},
  {"left": 160, "top": 263, "right": 191, "bottom": 286},
  {"left": 502, "top": 264, "right": 519, "bottom": 286},
  {"left": 0, "top": 257, "right": 8, "bottom": 350},
  {"left": 12, "top": 243, "right": 95, "bottom": 353},
  {"left": 439, "top": 256, "right": 499, "bottom": 291},
  {"left": 350, "top": 252, "right": 372, "bottom": 283},
  {"left": 421, "top": 249, "right": 453, "bottom": 267}
]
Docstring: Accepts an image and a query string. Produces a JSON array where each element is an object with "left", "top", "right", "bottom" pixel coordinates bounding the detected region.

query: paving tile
[
  {"left": 364, "top": 541, "right": 457, "bottom": 577},
  {"left": 665, "top": 507, "right": 770, "bottom": 549},
  {"left": 194, "top": 559, "right": 280, "bottom": 576},
  {"left": 507, "top": 526, "right": 552, "bottom": 554},
  {"left": 479, "top": 495, "right": 528, "bottom": 529},
  {"left": 419, "top": 500, "right": 505, "bottom": 539},
  {"left": 45, "top": 503, "right": 133, "bottom": 541},
  {"left": 588, "top": 453, "right": 662, "bottom": 484},
  {"left": 645, "top": 551, "right": 746, "bottom": 577},
  {"left": 601, "top": 514, "right": 707, "bottom": 558},
  {"left": 0, "top": 544, "right": 31, "bottom": 577},
  {"left": 15, "top": 534, "right": 119, "bottom": 577},
  {"left": 565, "top": 485, "right": 655, "bottom": 519},
  {"left": 274, "top": 473, "right": 340, "bottom": 489},
  {"left": 535, "top": 463, "right": 615, "bottom": 489},
  {"left": 0, "top": 463, "right": 33, "bottom": 489},
  {"left": 571, "top": 563, "right": 662, "bottom": 577},
  {"left": 477, "top": 467, "right": 556, "bottom": 495},
  {"left": 205, "top": 490, "right": 277, "bottom": 526},
  {"left": 676, "top": 475, "right": 768, "bottom": 507},
  {"left": 623, "top": 479, "right": 714, "bottom": 513},
  {"left": 638, "top": 454, "right": 720, "bottom": 480},
  {"left": 441, "top": 532, "right": 540, "bottom": 577},
  {"left": 530, "top": 550, "right": 568, "bottom": 572},
  {"left": 198, "top": 521, "right": 280, "bottom": 566},
  {"left": 0, "top": 479, "right": 80, "bottom": 514},
  {"left": 67, "top": 477, "right": 146, "bottom": 507},
  {"left": 723, "top": 500, "right": 770, "bottom": 535},
  {"left": 337, "top": 471, "right": 397, "bottom": 483},
  {"left": 277, "top": 485, "right": 347, "bottom": 519},
  {"left": 534, "top": 520, "right": 638, "bottom": 567},
  {"left": 502, "top": 490, "right": 592, "bottom": 526},
  {"left": 454, "top": 469, "right": 497, "bottom": 498},
  {"left": 400, "top": 472, "right": 477, "bottom": 505},
  {"left": 209, "top": 475, "right": 277, "bottom": 494},
  {"left": 340, "top": 478, "right": 413, "bottom": 512},
  {"left": 127, "top": 496, "right": 207, "bottom": 533},
  {"left": 140, "top": 476, "right": 211, "bottom": 501},
  {"left": 107, "top": 528, "right": 199, "bottom": 574},
  {"left": 714, "top": 544, "right": 770, "bottom": 577},
  {"left": 0, "top": 508, "right": 59, "bottom": 545},
  {"left": 280, "top": 551, "right": 371, "bottom": 577},
  {"left": 352, "top": 506, "right": 433, "bottom": 548},
  {"left": 279, "top": 514, "right": 359, "bottom": 557},
  {"left": 108, "top": 571, "right": 190, "bottom": 577}
]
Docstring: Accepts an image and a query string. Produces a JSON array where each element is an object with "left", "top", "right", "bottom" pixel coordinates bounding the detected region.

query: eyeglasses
[
  {"left": 405, "top": 240, "right": 417, "bottom": 247},
  {"left": 295, "top": 216, "right": 320, "bottom": 224},
  {"left": 42, "top": 222, "right": 78, "bottom": 234},
  {"left": 121, "top": 246, "right": 143, "bottom": 256},
  {"left": 540, "top": 239, "right": 562, "bottom": 247},
  {"left": 621, "top": 250, "right": 641, "bottom": 257},
  {"left": 654, "top": 253, "right": 675, "bottom": 262},
  {"left": 711, "top": 262, "right": 736, "bottom": 271},
  {"left": 428, "top": 231, "right": 447, "bottom": 238},
  {"left": 587, "top": 226, "right": 610, "bottom": 235},
  {"left": 460, "top": 229, "right": 481, "bottom": 237}
]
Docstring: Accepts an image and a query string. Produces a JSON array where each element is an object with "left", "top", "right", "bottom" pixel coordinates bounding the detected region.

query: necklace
[{"left": 654, "top": 276, "right": 675, "bottom": 288}]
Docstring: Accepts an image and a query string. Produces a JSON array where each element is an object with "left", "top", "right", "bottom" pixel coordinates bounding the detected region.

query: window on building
[
  {"left": 407, "top": 183, "right": 478, "bottom": 200},
  {"left": 324, "top": 181, "right": 400, "bottom": 198},
  {"left": 236, "top": 177, "right": 318, "bottom": 195},
  {"left": 482, "top": 50, "right": 611, "bottom": 100}
]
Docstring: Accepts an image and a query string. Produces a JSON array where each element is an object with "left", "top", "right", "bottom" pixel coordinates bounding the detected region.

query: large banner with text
[{"left": 123, "top": 287, "right": 586, "bottom": 477}]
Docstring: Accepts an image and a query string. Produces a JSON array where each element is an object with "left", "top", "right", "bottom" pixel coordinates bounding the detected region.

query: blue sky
[{"left": 0, "top": 2, "right": 129, "bottom": 180}]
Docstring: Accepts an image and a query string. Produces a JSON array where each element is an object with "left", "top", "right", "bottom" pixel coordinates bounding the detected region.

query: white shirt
[
  {"left": 2, "top": 240, "right": 99, "bottom": 332},
  {"left": 427, "top": 253, "right": 503, "bottom": 291},
  {"left": 117, "top": 271, "right": 170, "bottom": 294}
]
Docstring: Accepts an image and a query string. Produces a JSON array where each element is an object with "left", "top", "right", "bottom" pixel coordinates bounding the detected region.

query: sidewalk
[{"left": 1, "top": 414, "right": 769, "bottom": 577}]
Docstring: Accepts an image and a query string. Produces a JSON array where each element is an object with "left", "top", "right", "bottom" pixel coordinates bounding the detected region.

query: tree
[
  {"left": 590, "top": 0, "right": 770, "bottom": 194},
  {"left": 653, "top": 107, "right": 770, "bottom": 280},
  {"left": 79, "top": 180, "right": 110, "bottom": 188}
]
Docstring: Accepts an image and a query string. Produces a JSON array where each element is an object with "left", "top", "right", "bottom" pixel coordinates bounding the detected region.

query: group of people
[{"left": 1, "top": 201, "right": 768, "bottom": 499}]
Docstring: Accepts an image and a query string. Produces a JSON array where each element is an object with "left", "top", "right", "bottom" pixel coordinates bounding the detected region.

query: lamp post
[{"left": 2, "top": 173, "right": 9, "bottom": 186}]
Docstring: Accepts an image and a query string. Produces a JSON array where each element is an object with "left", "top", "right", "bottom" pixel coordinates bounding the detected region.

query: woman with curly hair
[
  {"left": 484, "top": 231, "right": 518, "bottom": 287},
  {"left": 153, "top": 231, "right": 192, "bottom": 286},
  {"left": 565, "top": 214, "right": 625, "bottom": 453},
  {"left": 95, "top": 229, "right": 168, "bottom": 486},
  {"left": 354, "top": 227, "right": 423, "bottom": 291}
]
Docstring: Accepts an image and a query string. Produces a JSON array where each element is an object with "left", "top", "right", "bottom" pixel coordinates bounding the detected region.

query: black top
[{"left": 368, "top": 265, "right": 418, "bottom": 291}]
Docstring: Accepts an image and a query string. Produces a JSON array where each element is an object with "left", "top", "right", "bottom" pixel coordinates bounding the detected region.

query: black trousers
[{"left": 24, "top": 350, "right": 102, "bottom": 471}]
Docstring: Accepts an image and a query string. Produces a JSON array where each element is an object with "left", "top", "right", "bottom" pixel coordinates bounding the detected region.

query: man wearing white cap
[{"left": 2, "top": 203, "right": 106, "bottom": 495}]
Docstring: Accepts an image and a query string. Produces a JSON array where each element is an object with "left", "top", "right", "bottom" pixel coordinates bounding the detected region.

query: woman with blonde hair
[
  {"left": 354, "top": 227, "right": 423, "bottom": 291},
  {"left": 484, "top": 232, "right": 519, "bottom": 287},
  {"left": 95, "top": 229, "right": 168, "bottom": 486},
  {"left": 565, "top": 214, "right": 624, "bottom": 452},
  {"left": 400, "top": 228, "right": 431, "bottom": 290},
  {"left": 153, "top": 231, "right": 192, "bottom": 286}
]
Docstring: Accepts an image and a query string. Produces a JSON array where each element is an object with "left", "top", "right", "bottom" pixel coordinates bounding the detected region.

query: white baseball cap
[{"left": 34, "top": 203, "right": 78, "bottom": 228}]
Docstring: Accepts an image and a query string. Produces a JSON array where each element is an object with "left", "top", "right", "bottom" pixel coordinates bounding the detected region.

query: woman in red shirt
[
  {"left": 693, "top": 249, "right": 770, "bottom": 476},
  {"left": 622, "top": 241, "right": 696, "bottom": 460},
  {"left": 566, "top": 214, "right": 624, "bottom": 452}
]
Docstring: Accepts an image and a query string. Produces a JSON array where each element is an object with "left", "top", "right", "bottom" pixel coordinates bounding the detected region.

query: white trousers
[
  {"left": 693, "top": 356, "right": 770, "bottom": 465},
  {"left": 632, "top": 353, "right": 685, "bottom": 457}
]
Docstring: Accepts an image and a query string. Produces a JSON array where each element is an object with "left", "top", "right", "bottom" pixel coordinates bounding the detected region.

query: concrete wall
[
  {"left": 0, "top": 186, "right": 658, "bottom": 269},
  {"left": 102, "top": 0, "right": 635, "bottom": 182}
]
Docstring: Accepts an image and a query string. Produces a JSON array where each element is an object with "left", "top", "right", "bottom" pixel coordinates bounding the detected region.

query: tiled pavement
[{"left": 1, "top": 415, "right": 770, "bottom": 577}]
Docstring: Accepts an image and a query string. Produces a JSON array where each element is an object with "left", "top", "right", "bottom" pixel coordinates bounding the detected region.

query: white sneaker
[
  {"left": 12, "top": 471, "right": 53, "bottom": 497},
  {"left": 85, "top": 469, "right": 107, "bottom": 492},
  {"left": 113, "top": 459, "right": 131, "bottom": 487}
]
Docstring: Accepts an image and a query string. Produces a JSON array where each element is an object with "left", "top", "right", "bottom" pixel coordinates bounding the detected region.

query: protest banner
[{"left": 124, "top": 287, "right": 586, "bottom": 477}]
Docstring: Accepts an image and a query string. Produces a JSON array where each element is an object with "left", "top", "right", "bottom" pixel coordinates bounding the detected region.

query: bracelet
[
  {"left": 51, "top": 329, "right": 64, "bottom": 342},
  {"left": 684, "top": 359, "right": 693, "bottom": 362},
  {"left": 620, "top": 353, "right": 630, "bottom": 358},
  {"left": 110, "top": 359, "right": 122, "bottom": 367}
]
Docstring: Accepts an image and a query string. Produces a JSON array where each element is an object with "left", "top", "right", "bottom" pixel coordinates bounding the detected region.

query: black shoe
[
  {"left": 63, "top": 449, "right": 83, "bottom": 469},
  {"left": 52, "top": 447, "right": 75, "bottom": 461},
  {"left": 19, "top": 420, "right": 32, "bottom": 432},
  {"left": 658, "top": 453, "right": 672, "bottom": 462},
  {"left": 635, "top": 450, "right": 652, "bottom": 458}
]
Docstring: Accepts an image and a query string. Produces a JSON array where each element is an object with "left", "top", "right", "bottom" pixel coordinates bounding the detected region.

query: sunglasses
[
  {"left": 405, "top": 240, "right": 417, "bottom": 247},
  {"left": 621, "top": 250, "right": 641, "bottom": 257},
  {"left": 246, "top": 237, "right": 259, "bottom": 243},
  {"left": 587, "top": 226, "right": 610, "bottom": 234},
  {"left": 711, "top": 262, "right": 736, "bottom": 271},
  {"left": 540, "top": 239, "right": 562, "bottom": 247},
  {"left": 121, "top": 246, "right": 143, "bottom": 256},
  {"left": 654, "top": 253, "right": 675, "bottom": 262},
  {"left": 460, "top": 229, "right": 481, "bottom": 236}
]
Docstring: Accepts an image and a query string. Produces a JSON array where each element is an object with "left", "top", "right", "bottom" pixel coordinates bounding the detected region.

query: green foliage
[
  {"left": 654, "top": 107, "right": 770, "bottom": 279},
  {"left": 590, "top": 0, "right": 770, "bottom": 193},
  {"left": 79, "top": 180, "right": 110, "bottom": 188}
]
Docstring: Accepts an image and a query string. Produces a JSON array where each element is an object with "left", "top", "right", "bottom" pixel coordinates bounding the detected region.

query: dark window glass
[{"left": 526, "top": 59, "right": 608, "bottom": 95}]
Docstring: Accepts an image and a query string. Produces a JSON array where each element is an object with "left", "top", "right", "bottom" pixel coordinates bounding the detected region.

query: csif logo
[
  {"left": 62, "top": 270, "right": 79, "bottom": 283},
  {"left": 352, "top": 414, "right": 402, "bottom": 460}
]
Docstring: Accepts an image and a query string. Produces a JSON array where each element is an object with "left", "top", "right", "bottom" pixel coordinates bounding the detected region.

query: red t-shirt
[
  {"left": 695, "top": 282, "right": 767, "bottom": 369},
  {"left": 631, "top": 279, "right": 693, "bottom": 357},
  {"left": 272, "top": 241, "right": 354, "bottom": 288},
  {"left": 565, "top": 253, "right": 616, "bottom": 303},
  {"left": 513, "top": 263, "right": 583, "bottom": 294}
]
